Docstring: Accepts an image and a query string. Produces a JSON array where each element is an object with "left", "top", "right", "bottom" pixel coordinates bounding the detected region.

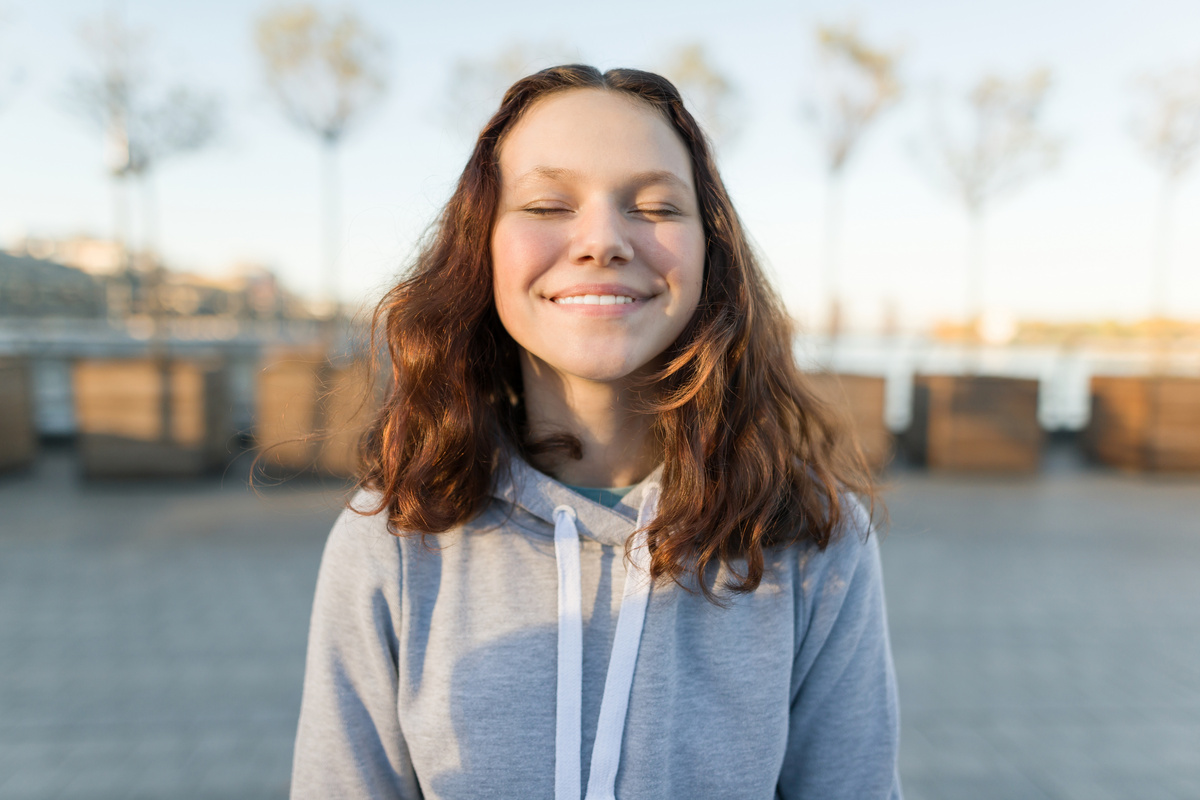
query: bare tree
[
  {"left": 443, "top": 41, "right": 574, "bottom": 137},
  {"left": 64, "top": 9, "right": 138, "bottom": 286},
  {"left": 660, "top": 43, "right": 742, "bottom": 152},
  {"left": 915, "top": 69, "right": 1058, "bottom": 335},
  {"left": 64, "top": 7, "right": 221, "bottom": 443},
  {"left": 255, "top": 4, "right": 388, "bottom": 313},
  {"left": 0, "top": 6, "right": 24, "bottom": 253},
  {"left": 1131, "top": 62, "right": 1200, "bottom": 321},
  {"left": 65, "top": 8, "right": 220, "bottom": 294},
  {"left": 802, "top": 21, "right": 902, "bottom": 337},
  {"left": 0, "top": 6, "right": 24, "bottom": 116}
]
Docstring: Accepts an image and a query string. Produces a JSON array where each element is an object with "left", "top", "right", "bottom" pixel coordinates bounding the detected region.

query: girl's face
[{"left": 491, "top": 89, "right": 705, "bottom": 388}]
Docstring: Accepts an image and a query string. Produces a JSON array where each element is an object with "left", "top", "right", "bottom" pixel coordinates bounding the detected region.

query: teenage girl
[{"left": 292, "top": 64, "right": 902, "bottom": 800}]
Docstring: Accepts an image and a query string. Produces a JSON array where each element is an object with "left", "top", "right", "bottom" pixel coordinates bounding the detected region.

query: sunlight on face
[{"left": 491, "top": 89, "right": 706, "bottom": 390}]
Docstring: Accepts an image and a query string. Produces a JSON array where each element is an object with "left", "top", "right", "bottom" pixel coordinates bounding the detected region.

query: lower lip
[{"left": 546, "top": 297, "right": 648, "bottom": 317}]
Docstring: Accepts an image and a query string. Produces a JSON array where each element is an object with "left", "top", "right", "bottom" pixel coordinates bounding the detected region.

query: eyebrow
[{"left": 512, "top": 166, "right": 692, "bottom": 192}]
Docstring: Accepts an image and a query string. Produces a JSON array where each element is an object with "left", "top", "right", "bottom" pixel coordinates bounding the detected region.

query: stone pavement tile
[
  {"left": 900, "top": 721, "right": 1050, "bottom": 794},
  {"left": 128, "top": 732, "right": 196, "bottom": 770},
  {"left": 896, "top": 775, "right": 942, "bottom": 800},
  {"left": 0, "top": 737, "right": 66, "bottom": 780},
  {"left": 125, "top": 764, "right": 193, "bottom": 800},
  {"left": 185, "top": 733, "right": 247, "bottom": 769},
  {"left": 909, "top": 774, "right": 1054, "bottom": 800},
  {"left": 0, "top": 733, "right": 139, "bottom": 798},
  {"left": 897, "top": 723, "right": 940, "bottom": 780},
  {"left": 985, "top": 717, "right": 1200, "bottom": 776},
  {"left": 0, "top": 735, "right": 133, "bottom": 798},
  {"left": 255, "top": 732, "right": 299, "bottom": 778},
  {"left": 57, "top": 763, "right": 140, "bottom": 800},
  {"left": 174, "top": 730, "right": 293, "bottom": 798},
  {"left": 1025, "top": 769, "right": 1182, "bottom": 800},
  {"left": 896, "top": 629, "right": 1164, "bottom": 708},
  {"left": 0, "top": 762, "right": 71, "bottom": 800},
  {"left": 1129, "top": 720, "right": 1200, "bottom": 771},
  {"left": 1162, "top": 770, "right": 1200, "bottom": 800},
  {"left": 60, "top": 737, "right": 133, "bottom": 768},
  {"left": 120, "top": 733, "right": 220, "bottom": 799},
  {"left": 197, "top": 755, "right": 288, "bottom": 800}
]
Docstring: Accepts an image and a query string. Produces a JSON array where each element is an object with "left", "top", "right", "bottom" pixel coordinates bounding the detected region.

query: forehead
[{"left": 497, "top": 89, "right": 694, "bottom": 187}]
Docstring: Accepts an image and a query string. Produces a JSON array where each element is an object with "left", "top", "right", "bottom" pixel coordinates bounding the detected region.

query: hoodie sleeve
[
  {"left": 291, "top": 502, "right": 423, "bottom": 800},
  {"left": 777, "top": 501, "right": 903, "bottom": 800}
]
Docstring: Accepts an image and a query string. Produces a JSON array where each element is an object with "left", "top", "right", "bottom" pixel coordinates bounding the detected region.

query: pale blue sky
[{"left": 2, "top": 0, "right": 1199, "bottom": 329}]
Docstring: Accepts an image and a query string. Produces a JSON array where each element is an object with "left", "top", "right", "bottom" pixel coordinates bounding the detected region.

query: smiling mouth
[{"left": 552, "top": 294, "right": 637, "bottom": 306}]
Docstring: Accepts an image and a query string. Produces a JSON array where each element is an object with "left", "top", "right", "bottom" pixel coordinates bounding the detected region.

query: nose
[{"left": 568, "top": 202, "right": 634, "bottom": 268}]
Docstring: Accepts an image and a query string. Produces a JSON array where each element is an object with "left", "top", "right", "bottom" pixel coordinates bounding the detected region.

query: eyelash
[{"left": 522, "top": 206, "right": 680, "bottom": 217}]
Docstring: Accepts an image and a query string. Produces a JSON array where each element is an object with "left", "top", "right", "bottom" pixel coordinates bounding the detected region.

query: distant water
[{"left": 795, "top": 334, "right": 1200, "bottom": 432}]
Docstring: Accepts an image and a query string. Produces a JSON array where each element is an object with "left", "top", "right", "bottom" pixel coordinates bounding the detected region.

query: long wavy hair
[{"left": 359, "top": 64, "right": 876, "bottom": 599}]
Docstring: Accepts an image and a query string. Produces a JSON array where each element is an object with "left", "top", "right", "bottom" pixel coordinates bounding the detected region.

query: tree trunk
[
  {"left": 320, "top": 138, "right": 340, "bottom": 318},
  {"left": 964, "top": 208, "right": 986, "bottom": 373},
  {"left": 966, "top": 208, "right": 985, "bottom": 336},
  {"left": 822, "top": 171, "right": 844, "bottom": 342},
  {"left": 1151, "top": 175, "right": 1176, "bottom": 321},
  {"left": 1150, "top": 175, "right": 1177, "bottom": 374}
]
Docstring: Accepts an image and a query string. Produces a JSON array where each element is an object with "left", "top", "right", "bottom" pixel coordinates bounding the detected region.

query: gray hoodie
[{"left": 291, "top": 457, "right": 902, "bottom": 799}]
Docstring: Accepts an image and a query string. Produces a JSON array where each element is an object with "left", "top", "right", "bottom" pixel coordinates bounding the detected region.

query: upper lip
[{"left": 547, "top": 283, "right": 650, "bottom": 300}]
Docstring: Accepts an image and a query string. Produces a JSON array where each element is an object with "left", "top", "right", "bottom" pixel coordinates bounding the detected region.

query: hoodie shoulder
[{"left": 317, "top": 489, "right": 400, "bottom": 580}]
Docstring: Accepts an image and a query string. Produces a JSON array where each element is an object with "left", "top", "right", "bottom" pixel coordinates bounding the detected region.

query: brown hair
[{"left": 359, "top": 64, "right": 876, "bottom": 600}]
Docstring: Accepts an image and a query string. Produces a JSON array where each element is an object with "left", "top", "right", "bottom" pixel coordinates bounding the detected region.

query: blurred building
[
  {"left": 1, "top": 235, "right": 334, "bottom": 438},
  {"left": 0, "top": 249, "right": 106, "bottom": 318},
  {"left": 1, "top": 235, "right": 314, "bottom": 324}
]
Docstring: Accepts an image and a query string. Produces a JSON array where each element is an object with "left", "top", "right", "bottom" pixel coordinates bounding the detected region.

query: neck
[{"left": 520, "top": 354, "right": 658, "bottom": 488}]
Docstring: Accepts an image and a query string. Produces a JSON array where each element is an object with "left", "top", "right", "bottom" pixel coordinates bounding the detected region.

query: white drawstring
[
  {"left": 584, "top": 485, "right": 658, "bottom": 800},
  {"left": 553, "top": 486, "right": 660, "bottom": 800},
  {"left": 553, "top": 504, "right": 583, "bottom": 800}
]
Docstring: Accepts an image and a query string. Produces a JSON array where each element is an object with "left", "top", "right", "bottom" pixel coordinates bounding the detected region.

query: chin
[
  {"left": 556, "top": 354, "right": 646, "bottom": 385},
  {"left": 521, "top": 344, "right": 658, "bottom": 387},
  {"left": 564, "top": 365, "right": 639, "bottom": 384}
]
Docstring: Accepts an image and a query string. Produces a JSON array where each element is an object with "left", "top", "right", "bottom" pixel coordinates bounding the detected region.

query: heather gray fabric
[{"left": 291, "top": 457, "right": 902, "bottom": 799}]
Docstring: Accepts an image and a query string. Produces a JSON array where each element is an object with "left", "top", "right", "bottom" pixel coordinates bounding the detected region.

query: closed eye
[
  {"left": 633, "top": 206, "right": 682, "bottom": 218},
  {"left": 523, "top": 206, "right": 571, "bottom": 216}
]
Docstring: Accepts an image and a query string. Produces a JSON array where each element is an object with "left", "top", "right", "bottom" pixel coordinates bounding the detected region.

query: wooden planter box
[
  {"left": 1087, "top": 376, "right": 1200, "bottom": 471},
  {"left": 0, "top": 359, "right": 37, "bottom": 472},
  {"left": 807, "top": 373, "right": 892, "bottom": 470},
  {"left": 907, "top": 375, "right": 1042, "bottom": 471},
  {"left": 74, "top": 358, "right": 232, "bottom": 478},
  {"left": 255, "top": 356, "right": 378, "bottom": 478}
]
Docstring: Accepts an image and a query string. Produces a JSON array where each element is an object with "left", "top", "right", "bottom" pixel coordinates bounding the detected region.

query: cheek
[
  {"left": 645, "top": 227, "right": 706, "bottom": 304},
  {"left": 491, "top": 222, "right": 557, "bottom": 333},
  {"left": 492, "top": 221, "right": 559, "bottom": 284}
]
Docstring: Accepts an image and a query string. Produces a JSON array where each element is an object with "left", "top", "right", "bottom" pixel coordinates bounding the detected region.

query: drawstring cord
[
  {"left": 553, "top": 485, "right": 660, "bottom": 800},
  {"left": 553, "top": 505, "right": 583, "bottom": 800}
]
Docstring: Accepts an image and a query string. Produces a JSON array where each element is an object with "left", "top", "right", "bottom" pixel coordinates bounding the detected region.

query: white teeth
[{"left": 553, "top": 294, "right": 635, "bottom": 305}]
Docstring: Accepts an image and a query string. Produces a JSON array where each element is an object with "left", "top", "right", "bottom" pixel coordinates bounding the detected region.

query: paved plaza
[{"left": 1, "top": 444, "right": 1198, "bottom": 799}]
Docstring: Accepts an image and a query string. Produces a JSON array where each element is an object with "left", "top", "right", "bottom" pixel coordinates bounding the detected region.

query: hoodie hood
[{"left": 495, "top": 455, "right": 665, "bottom": 548}]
